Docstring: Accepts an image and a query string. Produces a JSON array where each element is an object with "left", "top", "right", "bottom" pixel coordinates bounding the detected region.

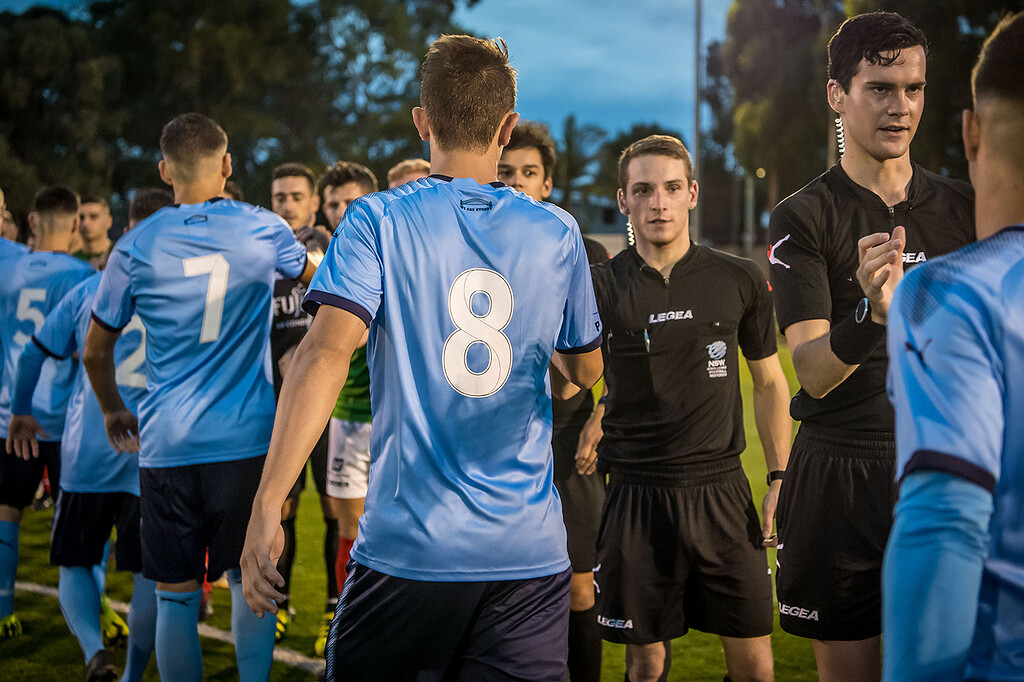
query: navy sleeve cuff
[
  {"left": 31, "top": 336, "right": 65, "bottom": 360},
  {"left": 90, "top": 311, "right": 124, "bottom": 333},
  {"left": 556, "top": 333, "right": 602, "bottom": 355},
  {"left": 302, "top": 291, "right": 372, "bottom": 327},
  {"left": 901, "top": 449, "right": 996, "bottom": 495}
]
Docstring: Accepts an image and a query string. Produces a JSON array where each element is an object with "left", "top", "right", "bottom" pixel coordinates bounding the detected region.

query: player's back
[
  {"left": 0, "top": 250, "right": 94, "bottom": 438},
  {"left": 308, "top": 176, "right": 601, "bottom": 581},
  {"left": 92, "top": 198, "right": 307, "bottom": 466}
]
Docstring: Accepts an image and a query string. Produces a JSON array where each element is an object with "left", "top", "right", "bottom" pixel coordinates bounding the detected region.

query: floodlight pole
[{"left": 692, "top": 0, "right": 702, "bottom": 243}]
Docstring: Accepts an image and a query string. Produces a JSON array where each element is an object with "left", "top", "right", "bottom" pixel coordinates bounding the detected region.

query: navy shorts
[
  {"left": 139, "top": 455, "right": 264, "bottom": 584},
  {"left": 50, "top": 490, "right": 142, "bottom": 572},
  {"left": 326, "top": 562, "right": 572, "bottom": 681},
  {"left": 0, "top": 439, "right": 61, "bottom": 510}
]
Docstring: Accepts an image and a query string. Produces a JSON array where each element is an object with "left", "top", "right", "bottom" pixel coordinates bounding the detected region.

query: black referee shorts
[
  {"left": 594, "top": 462, "right": 773, "bottom": 644},
  {"left": 552, "top": 421, "right": 605, "bottom": 573},
  {"left": 774, "top": 424, "right": 896, "bottom": 640},
  {"left": 50, "top": 490, "right": 142, "bottom": 572},
  {"left": 0, "top": 439, "right": 61, "bottom": 510},
  {"left": 139, "top": 455, "right": 265, "bottom": 584}
]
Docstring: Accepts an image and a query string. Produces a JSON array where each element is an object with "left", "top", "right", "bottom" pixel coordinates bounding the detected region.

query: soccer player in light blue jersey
[
  {"left": 242, "top": 35, "right": 603, "bottom": 681},
  {"left": 884, "top": 12, "right": 1024, "bottom": 681},
  {"left": 83, "top": 114, "right": 313, "bottom": 682},
  {"left": 0, "top": 186, "right": 29, "bottom": 261},
  {"left": 0, "top": 186, "right": 94, "bottom": 640},
  {"left": 8, "top": 188, "right": 171, "bottom": 681}
]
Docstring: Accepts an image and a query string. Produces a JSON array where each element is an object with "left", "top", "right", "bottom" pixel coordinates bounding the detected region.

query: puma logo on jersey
[
  {"left": 902, "top": 251, "right": 927, "bottom": 264},
  {"left": 768, "top": 234, "right": 791, "bottom": 269},
  {"left": 779, "top": 603, "right": 820, "bottom": 621},
  {"left": 648, "top": 310, "right": 693, "bottom": 324}
]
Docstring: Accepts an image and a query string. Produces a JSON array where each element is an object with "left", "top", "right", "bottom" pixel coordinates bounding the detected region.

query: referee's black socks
[
  {"left": 277, "top": 516, "right": 297, "bottom": 611},
  {"left": 568, "top": 606, "right": 601, "bottom": 682}
]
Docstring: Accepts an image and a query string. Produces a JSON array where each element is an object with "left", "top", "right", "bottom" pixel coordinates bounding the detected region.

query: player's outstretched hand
[
  {"left": 574, "top": 407, "right": 604, "bottom": 475},
  {"left": 761, "top": 481, "right": 781, "bottom": 547},
  {"left": 6, "top": 415, "right": 49, "bottom": 460},
  {"left": 104, "top": 409, "right": 140, "bottom": 453},
  {"left": 856, "top": 225, "right": 906, "bottom": 323},
  {"left": 241, "top": 507, "right": 286, "bottom": 618}
]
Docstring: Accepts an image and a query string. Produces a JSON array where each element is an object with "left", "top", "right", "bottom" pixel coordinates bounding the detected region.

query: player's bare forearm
[
  {"left": 253, "top": 306, "right": 365, "bottom": 513},
  {"left": 786, "top": 319, "right": 858, "bottom": 399},
  {"left": 83, "top": 321, "right": 127, "bottom": 416},
  {"left": 551, "top": 347, "right": 603, "bottom": 393},
  {"left": 748, "top": 355, "right": 792, "bottom": 474}
]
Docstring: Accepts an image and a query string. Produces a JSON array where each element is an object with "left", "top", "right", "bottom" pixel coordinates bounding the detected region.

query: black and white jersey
[
  {"left": 768, "top": 162, "right": 974, "bottom": 430},
  {"left": 592, "top": 245, "right": 777, "bottom": 474}
]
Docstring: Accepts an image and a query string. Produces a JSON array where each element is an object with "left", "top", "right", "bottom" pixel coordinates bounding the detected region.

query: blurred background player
[
  {"left": 84, "top": 113, "right": 313, "bottom": 682},
  {"left": 314, "top": 159, "right": 378, "bottom": 657},
  {"left": 242, "top": 35, "right": 603, "bottom": 680},
  {"left": 583, "top": 135, "right": 790, "bottom": 682},
  {"left": 385, "top": 158, "right": 430, "bottom": 188},
  {"left": 268, "top": 162, "right": 338, "bottom": 647},
  {"left": 73, "top": 196, "right": 114, "bottom": 269},
  {"left": 884, "top": 12, "right": 1024, "bottom": 681},
  {"left": 7, "top": 187, "right": 172, "bottom": 681},
  {"left": 498, "top": 118, "right": 609, "bottom": 682},
  {"left": 766, "top": 12, "right": 975, "bottom": 680},
  {"left": 1, "top": 186, "right": 29, "bottom": 255},
  {"left": 221, "top": 180, "right": 244, "bottom": 201},
  {"left": 0, "top": 186, "right": 94, "bottom": 639}
]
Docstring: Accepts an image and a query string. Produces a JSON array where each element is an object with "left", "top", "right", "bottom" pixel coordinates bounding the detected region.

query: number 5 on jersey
[
  {"left": 183, "top": 254, "right": 229, "bottom": 343},
  {"left": 443, "top": 268, "right": 514, "bottom": 398}
]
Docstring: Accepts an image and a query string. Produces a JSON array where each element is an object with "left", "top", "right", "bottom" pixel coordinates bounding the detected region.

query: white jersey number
[
  {"left": 182, "top": 254, "right": 229, "bottom": 344},
  {"left": 442, "top": 268, "right": 514, "bottom": 398},
  {"left": 114, "top": 315, "right": 147, "bottom": 389},
  {"left": 13, "top": 288, "right": 47, "bottom": 346}
]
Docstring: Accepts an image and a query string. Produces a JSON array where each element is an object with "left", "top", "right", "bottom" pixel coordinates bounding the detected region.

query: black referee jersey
[
  {"left": 591, "top": 244, "right": 777, "bottom": 474},
  {"left": 767, "top": 162, "right": 974, "bottom": 431}
]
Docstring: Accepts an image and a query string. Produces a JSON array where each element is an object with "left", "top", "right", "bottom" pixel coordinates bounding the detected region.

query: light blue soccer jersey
[
  {"left": 0, "top": 251, "right": 95, "bottom": 439},
  {"left": 0, "top": 237, "right": 29, "bottom": 261},
  {"left": 304, "top": 175, "right": 602, "bottom": 581},
  {"left": 32, "top": 273, "right": 145, "bottom": 494},
  {"left": 91, "top": 198, "right": 307, "bottom": 468},
  {"left": 888, "top": 225, "right": 1024, "bottom": 680}
]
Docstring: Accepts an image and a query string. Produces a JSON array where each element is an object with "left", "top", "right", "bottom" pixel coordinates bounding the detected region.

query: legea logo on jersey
[
  {"left": 768, "top": 234, "right": 791, "bottom": 269},
  {"left": 648, "top": 309, "right": 693, "bottom": 324},
  {"left": 597, "top": 615, "right": 634, "bottom": 630},
  {"left": 902, "top": 251, "right": 927, "bottom": 264},
  {"left": 706, "top": 340, "right": 728, "bottom": 378},
  {"left": 460, "top": 198, "right": 493, "bottom": 212}
]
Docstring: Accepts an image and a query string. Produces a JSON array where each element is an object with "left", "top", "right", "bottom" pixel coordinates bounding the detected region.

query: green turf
[{"left": 5, "top": 344, "right": 820, "bottom": 680}]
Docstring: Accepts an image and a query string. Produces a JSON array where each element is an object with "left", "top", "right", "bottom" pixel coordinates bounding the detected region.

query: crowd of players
[{"left": 0, "top": 9, "right": 1022, "bottom": 682}]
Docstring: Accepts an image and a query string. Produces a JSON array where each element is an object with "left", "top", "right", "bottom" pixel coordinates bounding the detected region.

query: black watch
[
  {"left": 767, "top": 470, "right": 784, "bottom": 486},
  {"left": 855, "top": 297, "right": 872, "bottom": 324}
]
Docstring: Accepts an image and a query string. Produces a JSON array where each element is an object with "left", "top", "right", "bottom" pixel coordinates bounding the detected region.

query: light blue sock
[
  {"left": 227, "top": 569, "right": 276, "bottom": 681},
  {"left": 155, "top": 588, "right": 203, "bottom": 682},
  {"left": 0, "top": 521, "right": 17, "bottom": 617},
  {"left": 93, "top": 540, "right": 110, "bottom": 593},
  {"left": 58, "top": 566, "right": 103, "bottom": 662},
  {"left": 121, "top": 573, "right": 157, "bottom": 682}
]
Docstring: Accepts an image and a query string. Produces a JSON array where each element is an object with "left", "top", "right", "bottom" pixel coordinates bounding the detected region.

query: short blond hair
[{"left": 387, "top": 158, "right": 430, "bottom": 185}]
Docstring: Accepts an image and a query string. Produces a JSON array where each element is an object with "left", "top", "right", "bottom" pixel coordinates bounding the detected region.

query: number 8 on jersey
[{"left": 442, "top": 268, "right": 514, "bottom": 398}]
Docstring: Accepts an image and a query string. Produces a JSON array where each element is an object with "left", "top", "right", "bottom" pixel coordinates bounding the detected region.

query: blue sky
[
  {"left": 0, "top": 0, "right": 729, "bottom": 141},
  {"left": 455, "top": 0, "right": 729, "bottom": 139}
]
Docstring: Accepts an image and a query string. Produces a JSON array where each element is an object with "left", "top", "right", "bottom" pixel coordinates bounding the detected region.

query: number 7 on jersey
[{"left": 183, "top": 254, "right": 229, "bottom": 343}]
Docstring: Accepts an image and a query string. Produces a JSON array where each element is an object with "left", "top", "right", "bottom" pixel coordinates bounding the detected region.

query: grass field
[{"left": 5, "top": 344, "right": 822, "bottom": 681}]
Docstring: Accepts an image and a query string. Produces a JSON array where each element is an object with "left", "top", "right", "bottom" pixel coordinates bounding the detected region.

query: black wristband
[
  {"left": 767, "top": 470, "right": 785, "bottom": 485},
  {"left": 829, "top": 309, "right": 886, "bottom": 365}
]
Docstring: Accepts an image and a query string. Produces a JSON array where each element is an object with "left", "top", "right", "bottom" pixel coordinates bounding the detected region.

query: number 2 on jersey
[
  {"left": 114, "top": 315, "right": 147, "bottom": 389},
  {"left": 182, "top": 254, "right": 229, "bottom": 343},
  {"left": 442, "top": 269, "right": 514, "bottom": 398}
]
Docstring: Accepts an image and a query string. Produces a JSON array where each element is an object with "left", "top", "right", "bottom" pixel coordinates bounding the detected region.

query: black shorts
[
  {"left": 552, "top": 423, "right": 605, "bottom": 573},
  {"left": 327, "top": 562, "right": 571, "bottom": 682},
  {"left": 0, "top": 439, "right": 61, "bottom": 509},
  {"left": 594, "top": 463, "right": 773, "bottom": 644},
  {"left": 50, "top": 490, "right": 142, "bottom": 572},
  {"left": 774, "top": 424, "right": 895, "bottom": 640},
  {"left": 139, "top": 455, "right": 265, "bottom": 584},
  {"left": 287, "top": 426, "right": 329, "bottom": 498}
]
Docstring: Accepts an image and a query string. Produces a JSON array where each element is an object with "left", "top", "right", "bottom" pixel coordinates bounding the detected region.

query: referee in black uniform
[
  {"left": 767, "top": 13, "right": 974, "bottom": 681},
  {"left": 580, "top": 135, "right": 792, "bottom": 682}
]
